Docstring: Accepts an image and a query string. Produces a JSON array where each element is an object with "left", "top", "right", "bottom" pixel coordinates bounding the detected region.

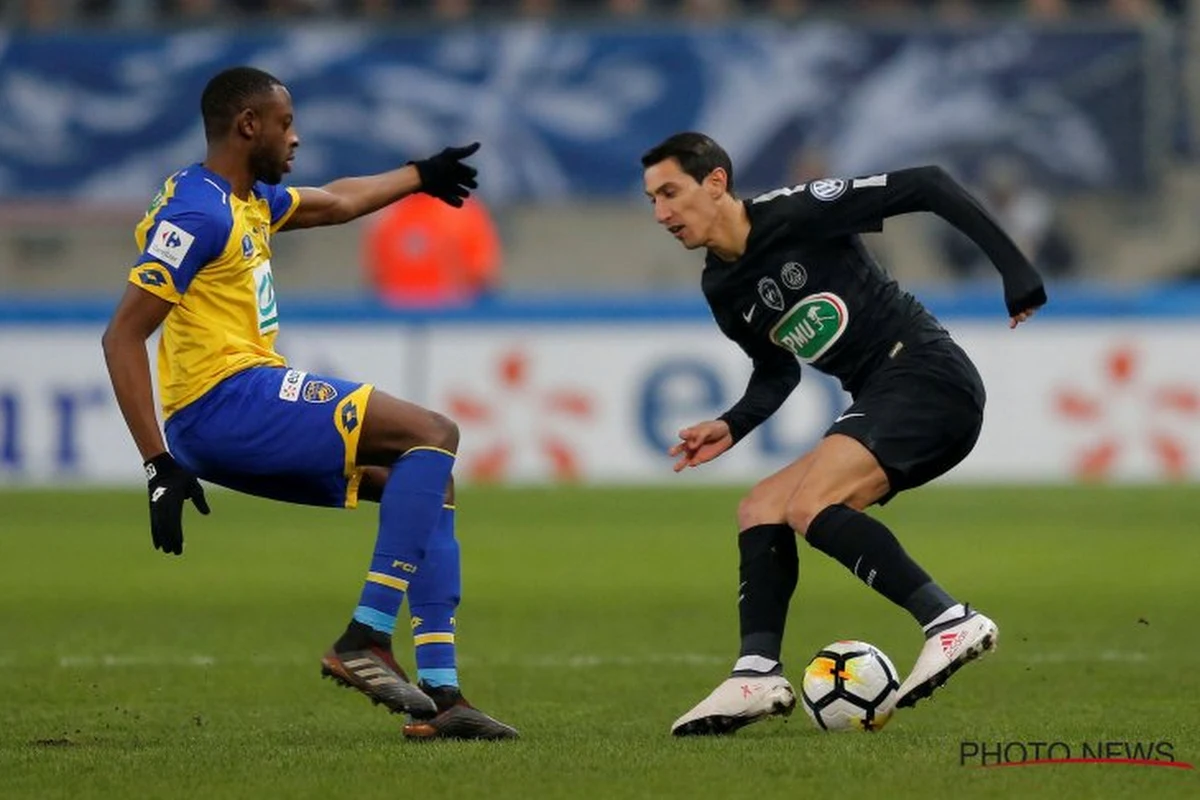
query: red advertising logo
[
  {"left": 1054, "top": 347, "right": 1200, "bottom": 479},
  {"left": 446, "top": 349, "right": 594, "bottom": 482}
]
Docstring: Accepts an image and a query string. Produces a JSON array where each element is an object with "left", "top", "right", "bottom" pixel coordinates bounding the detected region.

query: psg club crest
[{"left": 781, "top": 262, "right": 808, "bottom": 290}]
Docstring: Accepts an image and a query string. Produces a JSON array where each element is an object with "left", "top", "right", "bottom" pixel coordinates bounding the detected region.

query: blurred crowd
[{"left": 8, "top": 0, "right": 1183, "bottom": 27}]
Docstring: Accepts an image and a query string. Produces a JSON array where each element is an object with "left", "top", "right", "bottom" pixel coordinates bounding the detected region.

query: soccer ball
[{"left": 801, "top": 640, "right": 900, "bottom": 732}]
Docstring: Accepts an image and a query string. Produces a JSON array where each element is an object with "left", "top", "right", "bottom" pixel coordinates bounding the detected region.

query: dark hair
[
  {"left": 641, "top": 132, "right": 735, "bottom": 195},
  {"left": 201, "top": 66, "right": 285, "bottom": 142}
]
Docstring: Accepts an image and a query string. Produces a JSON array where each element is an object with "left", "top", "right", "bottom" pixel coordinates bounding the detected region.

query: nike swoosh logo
[
  {"left": 835, "top": 412, "right": 866, "bottom": 423},
  {"left": 742, "top": 305, "right": 757, "bottom": 323}
]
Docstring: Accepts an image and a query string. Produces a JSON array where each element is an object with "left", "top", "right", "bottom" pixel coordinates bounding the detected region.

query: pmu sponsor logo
[
  {"left": 959, "top": 740, "right": 1191, "bottom": 769},
  {"left": 769, "top": 292, "right": 849, "bottom": 363}
]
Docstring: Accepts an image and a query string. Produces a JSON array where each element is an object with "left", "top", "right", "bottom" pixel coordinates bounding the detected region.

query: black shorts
[{"left": 826, "top": 339, "right": 985, "bottom": 505}]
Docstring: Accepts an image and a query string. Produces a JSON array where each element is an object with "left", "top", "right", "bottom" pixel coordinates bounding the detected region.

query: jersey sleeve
[
  {"left": 263, "top": 184, "right": 301, "bottom": 233},
  {"left": 130, "top": 207, "right": 228, "bottom": 303}
]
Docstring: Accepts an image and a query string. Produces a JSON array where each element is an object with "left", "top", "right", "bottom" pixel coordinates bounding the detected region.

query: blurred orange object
[{"left": 363, "top": 193, "right": 501, "bottom": 307}]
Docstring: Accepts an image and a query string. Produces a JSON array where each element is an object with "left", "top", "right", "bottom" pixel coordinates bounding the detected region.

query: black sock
[
  {"left": 334, "top": 620, "right": 392, "bottom": 653},
  {"left": 736, "top": 523, "right": 799, "bottom": 666},
  {"left": 805, "top": 504, "right": 956, "bottom": 626}
]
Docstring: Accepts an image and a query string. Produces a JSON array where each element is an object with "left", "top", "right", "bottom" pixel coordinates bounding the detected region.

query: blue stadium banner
[{"left": 0, "top": 22, "right": 1168, "bottom": 201}]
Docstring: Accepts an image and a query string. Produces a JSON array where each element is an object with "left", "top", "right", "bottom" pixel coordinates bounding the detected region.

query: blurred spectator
[
  {"left": 935, "top": 0, "right": 978, "bottom": 22},
  {"left": 682, "top": 0, "right": 732, "bottom": 21},
  {"left": 1024, "top": 0, "right": 1070, "bottom": 19},
  {"left": 363, "top": 194, "right": 503, "bottom": 307},
  {"left": 937, "top": 157, "right": 1077, "bottom": 281},
  {"left": 518, "top": 0, "right": 557, "bottom": 16},
  {"left": 766, "top": 0, "right": 810, "bottom": 19},
  {"left": 609, "top": 0, "right": 648, "bottom": 16}
]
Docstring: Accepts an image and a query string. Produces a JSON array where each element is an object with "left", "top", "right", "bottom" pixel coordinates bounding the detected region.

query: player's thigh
[
  {"left": 824, "top": 340, "right": 984, "bottom": 508},
  {"left": 165, "top": 366, "right": 373, "bottom": 508},
  {"left": 356, "top": 390, "right": 458, "bottom": 467},
  {"left": 737, "top": 449, "right": 819, "bottom": 529},
  {"left": 784, "top": 434, "right": 891, "bottom": 535}
]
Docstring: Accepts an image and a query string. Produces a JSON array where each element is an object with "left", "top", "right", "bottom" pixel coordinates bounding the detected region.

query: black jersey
[{"left": 706, "top": 166, "right": 1046, "bottom": 443}]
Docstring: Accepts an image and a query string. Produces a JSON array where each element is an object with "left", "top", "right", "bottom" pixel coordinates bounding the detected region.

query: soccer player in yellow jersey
[{"left": 101, "top": 66, "right": 516, "bottom": 740}]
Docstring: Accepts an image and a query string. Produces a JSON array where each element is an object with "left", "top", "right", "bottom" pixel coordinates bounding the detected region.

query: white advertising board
[{"left": 2, "top": 321, "right": 1198, "bottom": 486}]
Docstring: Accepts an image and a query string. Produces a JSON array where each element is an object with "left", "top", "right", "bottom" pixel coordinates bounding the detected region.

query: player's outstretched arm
[
  {"left": 101, "top": 285, "right": 209, "bottom": 555},
  {"left": 281, "top": 142, "right": 481, "bottom": 230},
  {"left": 902, "top": 166, "right": 1048, "bottom": 326}
]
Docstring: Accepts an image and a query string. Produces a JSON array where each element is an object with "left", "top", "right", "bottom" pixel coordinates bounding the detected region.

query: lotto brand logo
[
  {"left": 340, "top": 401, "right": 359, "bottom": 434},
  {"left": 137, "top": 268, "right": 167, "bottom": 287},
  {"left": 769, "top": 292, "right": 849, "bottom": 363}
]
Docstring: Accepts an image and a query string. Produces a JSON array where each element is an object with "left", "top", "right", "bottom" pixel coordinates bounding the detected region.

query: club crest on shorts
[
  {"left": 758, "top": 277, "right": 785, "bottom": 311},
  {"left": 303, "top": 380, "right": 339, "bottom": 404},
  {"left": 781, "top": 261, "right": 808, "bottom": 290},
  {"left": 242, "top": 234, "right": 254, "bottom": 259},
  {"left": 809, "top": 178, "right": 847, "bottom": 202}
]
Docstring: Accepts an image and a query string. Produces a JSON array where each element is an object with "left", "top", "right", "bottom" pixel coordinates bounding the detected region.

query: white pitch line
[
  {"left": 1018, "top": 650, "right": 1148, "bottom": 664},
  {"left": 49, "top": 650, "right": 1154, "bottom": 670},
  {"left": 51, "top": 652, "right": 727, "bottom": 670}
]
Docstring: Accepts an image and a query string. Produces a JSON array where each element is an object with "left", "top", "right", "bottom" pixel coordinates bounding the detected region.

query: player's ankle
[{"left": 334, "top": 619, "right": 392, "bottom": 653}]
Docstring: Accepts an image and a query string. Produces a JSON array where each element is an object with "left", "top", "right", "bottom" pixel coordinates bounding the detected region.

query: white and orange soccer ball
[{"left": 801, "top": 640, "right": 900, "bottom": 732}]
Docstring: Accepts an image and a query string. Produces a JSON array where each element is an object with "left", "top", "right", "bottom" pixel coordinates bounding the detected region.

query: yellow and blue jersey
[{"left": 130, "top": 164, "right": 300, "bottom": 418}]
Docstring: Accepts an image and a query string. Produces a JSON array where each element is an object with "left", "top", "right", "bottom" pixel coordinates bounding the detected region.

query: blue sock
[
  {"left": 351, "top": 448, "right": 456, "bottom": 641},
  {"left": 410, "top": 503, "right": 460, "bottom": 688}
]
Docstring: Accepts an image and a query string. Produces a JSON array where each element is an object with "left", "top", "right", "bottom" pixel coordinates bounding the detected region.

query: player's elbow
[{"left": 912, "top": 164, "right": 957, "bottom": 192}]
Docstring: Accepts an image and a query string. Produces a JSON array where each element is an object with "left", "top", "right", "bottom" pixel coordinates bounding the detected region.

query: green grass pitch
[{"left": 1, "top": 485, "right": 1198, "bottom": 798}]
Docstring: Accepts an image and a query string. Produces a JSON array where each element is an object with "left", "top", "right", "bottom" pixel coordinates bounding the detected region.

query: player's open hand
[
  {"left": 1009, "top": 307, "right": 1039, "bottom": 329},
  {"left": 144, "top": 452, "right": 210, "bottom": 556},
  {"left": 668, "top": 420, "right": 734, "bottom": 472},
  {"left": 411, "top": 142, "right": 481, "bottom": 208}
]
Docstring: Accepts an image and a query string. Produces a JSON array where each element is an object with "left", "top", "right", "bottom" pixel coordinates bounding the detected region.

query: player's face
[
  {"left": 248, "top": 86, "right": 300, "bottom": 186},
  {"left": 643, "top": 158, "right": 722, "bottom": 250}
]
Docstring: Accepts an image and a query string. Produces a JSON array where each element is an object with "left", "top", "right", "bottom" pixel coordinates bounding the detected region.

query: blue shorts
[{"left": 165, "top": 366, "right": 374, "bottom": 508}]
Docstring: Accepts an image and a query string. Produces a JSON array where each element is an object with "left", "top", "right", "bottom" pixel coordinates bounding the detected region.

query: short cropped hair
[
  {"left": 641, "top": 132, "right": 735, "bottom": 196},
  {"left": 200, "top": 66, "right": 285, "bottom": 142}
]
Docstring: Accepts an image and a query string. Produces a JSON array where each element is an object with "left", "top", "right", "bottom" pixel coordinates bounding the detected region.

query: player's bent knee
[
  {"left": 417, "top": 411, "right": 459, "bottom": 454},
  {"left": 785, "top": 496, "right": 833, "bottom": 538},
  {"left": 736, "top": 487, "right": 788, "bottom": 531}
]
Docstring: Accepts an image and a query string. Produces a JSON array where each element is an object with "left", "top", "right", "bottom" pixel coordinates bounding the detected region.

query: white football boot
[
  {"left": 896, "top": 606, "right": 998, "bottom": 709},
  {"left": 670, "top": 674, "right": 797, "bottom": 736}
]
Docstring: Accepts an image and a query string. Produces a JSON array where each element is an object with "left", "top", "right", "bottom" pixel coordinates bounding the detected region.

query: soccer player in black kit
[{"left": 641, "top": 133, "right": 1046, "bottom": 737}]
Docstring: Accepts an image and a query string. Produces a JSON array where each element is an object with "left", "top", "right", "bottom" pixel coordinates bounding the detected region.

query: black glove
[
  {"left": 144, "top": 452, "right": 210, "bottom": 556},
  {"left": 1004, "top": 277, "right": 1048, "bottom": 319},
  {"left": 410, "top": 142, "right": 480, "bottom": 208}
]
